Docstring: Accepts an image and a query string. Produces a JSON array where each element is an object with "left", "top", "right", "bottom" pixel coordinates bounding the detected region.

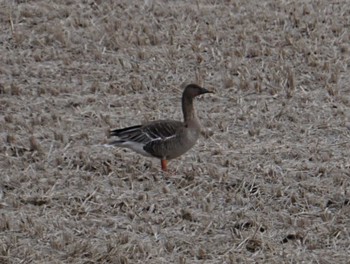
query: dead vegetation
[{"left": 0, "top": 0, "right": 349, "bottom": 263}]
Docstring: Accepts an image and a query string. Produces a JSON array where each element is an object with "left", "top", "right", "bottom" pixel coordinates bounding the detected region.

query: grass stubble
[{"left": 0, "top": 0, "right": 349, "bottom": 263}]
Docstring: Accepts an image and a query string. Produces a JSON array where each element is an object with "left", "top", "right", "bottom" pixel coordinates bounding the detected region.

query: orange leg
[{"left": 161, "top": 160, "right": 167, "bottom": 171}]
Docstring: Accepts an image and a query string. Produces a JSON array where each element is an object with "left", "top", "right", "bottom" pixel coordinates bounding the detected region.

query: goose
[{"left": 109, "top": 84, "right": 213, "bottom": 171}]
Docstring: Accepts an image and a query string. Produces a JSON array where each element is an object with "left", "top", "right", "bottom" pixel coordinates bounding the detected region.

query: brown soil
[{"left": 1, "top": 1, "right": 350, "bottom": 263}]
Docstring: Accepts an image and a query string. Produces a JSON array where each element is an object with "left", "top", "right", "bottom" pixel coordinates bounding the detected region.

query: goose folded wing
[{"left": 142, "top": 120, "right": 183, "bottom": 142}]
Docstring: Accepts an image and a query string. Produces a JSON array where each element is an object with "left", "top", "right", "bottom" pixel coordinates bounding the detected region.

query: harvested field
[{"left": 1, "top": 0, "right": 350, "bottom": 263}]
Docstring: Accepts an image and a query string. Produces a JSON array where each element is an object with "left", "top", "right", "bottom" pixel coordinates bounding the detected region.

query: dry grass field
[{"left": 1, "top": 0, "right": 350, "bottom": 263}]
